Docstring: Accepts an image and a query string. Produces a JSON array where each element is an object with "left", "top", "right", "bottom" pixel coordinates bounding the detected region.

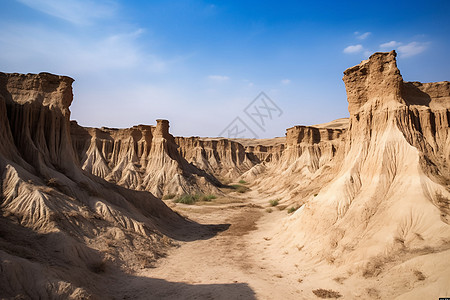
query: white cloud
[
  {"left": 281, "top": 79, "right": 291, "bottom": 85},
  {"left": 208, "top": 75, "right": 230, "bottom": 82},
  {"left": 379, "top": 40, "right": 428, "bottom": 58},
  {"left": 397, "top": 42, "right": 428, "bottom": 58},
  {"left": 355, "top": 32, "right": 371, "bottom": 40},
  {"left": 16, "top": 0, "right": 117, "bottom": 25},
  {"left": 0, "top": 24, "right": 166, "bottom": 74},
  {"left": 343, "top": 44, "right": 363, "bottom": 54},
  {"left": 380, "top": 41, "right": 402, "bottom": 49}
]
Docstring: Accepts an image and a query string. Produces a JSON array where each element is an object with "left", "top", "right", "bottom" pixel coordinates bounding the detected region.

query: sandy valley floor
[
  {"left": 108, "top": 191, "right": 352, "bottom": 300},
  {"left": 114, "top": 192, "right": 307, "bottom": 300},
  {"left": 109, "top": 188, "right": 450, "bottom": 300}
]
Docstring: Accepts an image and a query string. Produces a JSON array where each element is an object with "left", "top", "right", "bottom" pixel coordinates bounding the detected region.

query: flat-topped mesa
[
  {"left": 0, "top": 72, "right": 74, "bottom": 118},
  {"left": 343, "top": 50, "right": 403, "bottom": 115},
  {"left": 286, "top": 125, "right": 344, "bottom": 145}
]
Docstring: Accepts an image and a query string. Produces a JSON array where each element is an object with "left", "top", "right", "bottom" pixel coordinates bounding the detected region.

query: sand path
[{"left": 117, "top": 195, "right": 305, "bottom": 299}]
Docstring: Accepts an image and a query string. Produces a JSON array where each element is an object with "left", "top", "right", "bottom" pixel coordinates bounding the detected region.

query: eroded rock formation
[
  {"left": 0, "top": 72, "right": 185, "bottom": 298},
  {"left": 1, "top": 50, "right": 449, "bottom": 299},
  {"left": 71, "top": 119, "right": 221, "bottom": 197},
  {"left": 175, "top": 137, "right": 257, "bottom": 179},
  {"left": 269, "top": 51, "right": 450, "bottom": 298}
]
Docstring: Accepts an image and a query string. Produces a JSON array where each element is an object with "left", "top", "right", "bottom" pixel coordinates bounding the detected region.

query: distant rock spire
[{"left": 155, "top": 119, "right": 170, "bottom": 138}]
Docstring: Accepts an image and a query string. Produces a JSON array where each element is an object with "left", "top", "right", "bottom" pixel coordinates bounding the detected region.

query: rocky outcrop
[
  {"left": 239, "top": 123, "right": 346, "bottom": 202},
  {"left": 244, "top": 143, "right": 285, "bottom": 163},
  {"left": 272, "top": 51, "right": 450, "bottom": 295},
  {"left": 0, "top": 73, "right": 81, "bottom": 181},
  {"left": 71, "top": 123, "right": 153, "bottom": 185},
  {"left": 343, "top": 51, "right": 449, "bottom": 186},
  {"left": 286, "top": 125, "right": 345, "bottom": 145},
  {"left": 71, "top": 120, "right": 221, "bottom": 198},
  {"left": 343, "top": 50, "right": 403, "bottom": 115},
  {"left": 0, "top": 72, "right": 185, "bottom": 298}
]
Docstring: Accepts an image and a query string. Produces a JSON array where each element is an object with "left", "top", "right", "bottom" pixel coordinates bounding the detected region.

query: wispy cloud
[
  {"left": 208, "top": 75, "right": 230, "bottom": 82},
  {"left": 355, "top": 31, "right": 371, "bottom": 40},
  {"left": 379, "top": 40, "right": 428, "bottom": 58},
  {"left": 281, "top": 79, "right": 291, "bottom": 85},
  {"left": 398, "top": 42, "right": 428, "bottom": 58},
  {"left": 380, "top": 40, "right": 402, "bottom": 49},
  {"left": 0, "top": 24, "right": 165, "bottom": 74},
  {"left": 16, "top": 0, "right": 117, "bottom": 25},
  {"left": 343, "top": 44, "right": 363, "bottom": 54}
]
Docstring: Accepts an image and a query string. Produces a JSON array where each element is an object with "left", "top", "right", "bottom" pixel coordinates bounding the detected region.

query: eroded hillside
[{"left": 0, "top": 72, "right": 199, "bottom": 298}]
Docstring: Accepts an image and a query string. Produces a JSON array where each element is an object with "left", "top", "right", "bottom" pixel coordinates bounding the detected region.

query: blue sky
[{"left": 1, "top": 0, "right": 449, "bottom": 138}]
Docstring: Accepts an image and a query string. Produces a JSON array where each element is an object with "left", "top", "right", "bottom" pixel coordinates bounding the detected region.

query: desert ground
[{"left": 114, "top": 188, "right": 450, "bottom": 300}]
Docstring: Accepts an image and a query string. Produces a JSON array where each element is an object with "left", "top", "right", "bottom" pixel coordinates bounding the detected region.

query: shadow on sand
[
  {"left": 117, "top": 274, "right": 256, "bottom": 300},
  {"left": 159, "top": 218, "right": 231, "bottom": 242},
  {"left": 0, "top": 216, "right": 254, "bottom": 299}
]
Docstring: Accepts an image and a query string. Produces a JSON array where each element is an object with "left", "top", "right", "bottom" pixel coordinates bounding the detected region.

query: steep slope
[
  {"left": 0, "top": 72, "right": 185, "bottom": 298},
  {"left": 268, "top": 51, "right": 450, "bottom": 298}
]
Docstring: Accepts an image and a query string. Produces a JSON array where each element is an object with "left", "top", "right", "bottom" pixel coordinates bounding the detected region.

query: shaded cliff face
[
  {"left": 0, "top": 73, "right": 80, "bottom": 180},
  {"left": 286, "top": 126, "right": 345, "bottom": 145},
  {"left": 399, "top": 80, "right": 450, "bottom": 186},
  {"left": 269, "top": 51, "right": 450, "bottom": 297},
  {"left": 0, "top": 72, "right": 185, "bottom": 298}
]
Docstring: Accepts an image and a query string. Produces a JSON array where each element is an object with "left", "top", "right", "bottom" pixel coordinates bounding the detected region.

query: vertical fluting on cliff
[{"left": 0, "top": 72, "right": 83, "bottom": 182}]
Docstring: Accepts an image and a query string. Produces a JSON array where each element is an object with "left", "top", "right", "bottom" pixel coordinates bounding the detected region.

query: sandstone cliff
[{"left": 268, "top": 51, "right": 450, "bottom": 298}]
